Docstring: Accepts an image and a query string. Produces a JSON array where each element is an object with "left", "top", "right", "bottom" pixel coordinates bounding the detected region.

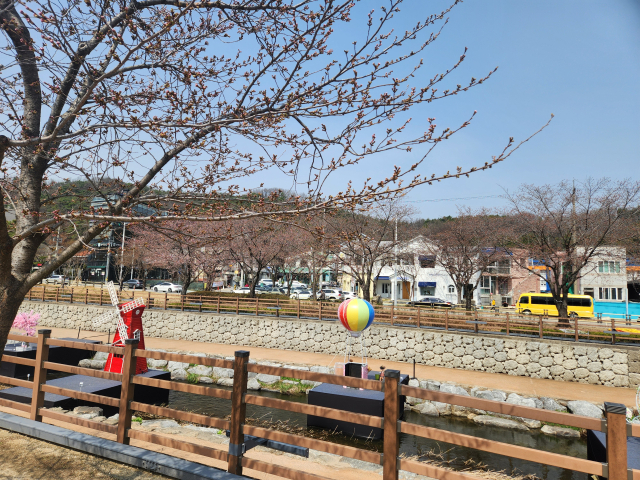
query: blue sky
[{"left": 287, "top": 0, "right": 640, "bottom": 218}]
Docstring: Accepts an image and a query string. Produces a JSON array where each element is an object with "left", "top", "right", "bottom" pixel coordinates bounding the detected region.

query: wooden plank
[
  {"left": 630, "top": 470, "right": 640, "bottom": 480},
  {"left": 241, "top": 457, "right": 332, "bottom": 480},
  {"left": 117, "top": 339, "right": 138, "bottom": 444},
  {"left": 605, "top": 403, "right": 628, "bottom": 480},
  {"left": 246, "top": 364, "right": 383, "bottom": 391},
  {"left": 400, "top": 421, "right": 605, "bottom": 475},
  {"left": 40, "top": 408, "right": 118, "bottom": 434},
  {"left": 399, "top": 459, "right": 484, "bottom": 480},
  {"left": 630, "top": 423, "right": 640, "bottom": 438},
  {"left": 0, "top": 355, "right": 36, "bottom": 367},
  {"left": 41, "top": 384, "right": 120, "bottom": 408},
  {"left": 7, "top": 333, "right": 36, "bottom": 343},
  {"left": 134, "top": 350, "right": 232, "bottom": 369},
  {"left": 399, "top": 385, "right": 603, "bottom": 431},
  {"left": 31, "top": 330, "right": 51, "bottom": 421},
  {"left": 383, "top": 370, "right": 400, "bottom": 480},
  {"left": 228, "top": 350, "right": 249, "bottom": 475},
  {"left": 46, "top": 338, "right": 119, "bottom": 354},
  {"left": 132, "top": 376, "right": 233, "bottom": 400},
  {"left": 43, "top": 362, "right": 123, "bottom": 381},
  {"left": 128, "top": 429, "right": 228, "bottom": 462},
  {"left": 243, "top": 424, "right": 381, "bottom": 465},
  {"left": 244, "top": 395, "right": 383, "bottom": 428},
  {"left": 130, "top": 402, "right": 230, "bottom": 430},
  {"left": 0, "top": 397, "right": 31, "bottom": 412}
]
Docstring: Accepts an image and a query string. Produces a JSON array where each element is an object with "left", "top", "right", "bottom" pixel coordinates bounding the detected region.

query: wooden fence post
[
  {"left": 55, "top": 288, "right": 59, "bottom": 302},
  {"left": 30, "top": 329, "right": 51, "bottom": 421},
  {"left": 117, "top": 338, "right": 139, "bottom": 445},
  {"left": 42, "top": 286, "right": 46, "bottom": 302},
  {"left": 390, "top": 305, "right": 394, "bottom": 326},
  {"left": 276, "top": 297, "right": 280, "bottom": 318},
  {"left": 164, "top": 292, "right": 167, "bottom": 310},
  {"left": 383, "top": 369, "right": 400, "bottom": 480},
  {"left": 70, "top": 288, "right": 74, "bottom": 304},
  {"left": 319, "top": 301, "right": 323, "bottom": 321},
  {"left": 85, "top": 288, "right": 88, "bottom": 304},
  {"left": 505, "top": 312, "right": 510, "bottom": 336},
  {"left": 255, "top": 297, "right": 259, "bottom": 316},
  {"left": 539, "top": 316, "right": 543, "bottom": 339},
  {"left": 417, "top": 307, "right": 421, "bottom": 328},
  {"left": 199, "top": 295, "right": 203, "bottom": 313},
  {"left": 575, "top": 317, "right": 579, "bottom": 342},
  {"left": 611, "top": 319, "right": 616, "bottom": 345},
  {"left": 604, "top": 402, "right": 628, "bottom": 480},
  {"left": 217, "top": 296, "right": 220, "bottom": 313},
  {"left": 228, "top": 350, "right": 250, "bottom": 475},
  {"left": 297, "top": 298, "right": 301, "bottom": 319},
  {"left": 236, "top": 297, "right": 239, "bottom": 315},
  {"left": 181, "top": 294, "right": 185, "bottom": 312},
  {"left": 99, "top": 288, "right": 103, "bottom": 306},
  {"left": 28, "top": 289, "right": 32, "bottom": 300},
  {"left": 445, "top": 310, "right": 449, "bottom": 331}
]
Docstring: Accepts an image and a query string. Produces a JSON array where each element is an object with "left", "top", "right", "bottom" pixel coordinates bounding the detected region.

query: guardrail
[
  {"left": 23, "top": 286, "right": 640, "bottom": 345},
  {"left": 0, "top": 330, "right": 635, "bottom": 480}
]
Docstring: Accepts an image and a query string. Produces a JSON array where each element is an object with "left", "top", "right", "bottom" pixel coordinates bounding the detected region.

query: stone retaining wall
[{"left": 22, "top": 301, "right": 639, "bottom": 388}]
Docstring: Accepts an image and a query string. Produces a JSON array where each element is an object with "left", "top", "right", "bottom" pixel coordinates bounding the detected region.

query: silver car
[{"left": 152, "top": 282, "right": 183, "bottom": 293}]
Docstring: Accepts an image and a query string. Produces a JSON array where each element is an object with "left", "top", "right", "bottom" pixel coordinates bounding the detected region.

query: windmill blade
[
  {"left": 92, "top": 310, "right": 120, "bottom": 330},
  {"left": 106, "top": 281, "right": 119, "bottom": 307},
  {"left": 116, "top": 315, "right": 129, "bottom": 342}
]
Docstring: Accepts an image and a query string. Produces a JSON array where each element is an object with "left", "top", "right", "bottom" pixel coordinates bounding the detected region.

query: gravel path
[{"left": 0, "top": 428, "right": 167, "bottom": 480}]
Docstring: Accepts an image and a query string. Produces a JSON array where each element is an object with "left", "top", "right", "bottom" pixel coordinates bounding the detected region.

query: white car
[
  {"left": 152, "top": 282, "right": 183, "bottom": 293},
  {"left": 319, "top": 288, "right": 343, "bottom": 301},
  {"left": 342, "top": 291, "right": 358, "bottom": 300},
  {"left": 234, "top": 287, "right": 251, "bottom": 294},
  {"left": 43, "top": 274, "right": 67, "bottom": 285},
  {"left": 290, "top": 290, "right": 313, "bottom": 300}
]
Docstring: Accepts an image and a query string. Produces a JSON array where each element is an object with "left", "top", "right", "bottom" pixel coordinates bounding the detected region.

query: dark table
[{"left": 307, "top": 372, "right": 408, "bottom": 440}]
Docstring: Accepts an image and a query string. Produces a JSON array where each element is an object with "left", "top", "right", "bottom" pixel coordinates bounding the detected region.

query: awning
[
  {"left": 418, "top": 281, "right": 436, "bottom": 288},
  {"left": 376, "top": 276, "right": 390, "bottom": 280}
]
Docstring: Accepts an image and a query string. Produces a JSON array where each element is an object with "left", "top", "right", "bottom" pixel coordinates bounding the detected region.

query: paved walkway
[{"left": 46, "top": 327, "right": 637, "bottom": 407}]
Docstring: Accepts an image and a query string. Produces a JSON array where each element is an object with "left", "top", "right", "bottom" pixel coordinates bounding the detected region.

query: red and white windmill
[{"left": 93, "top": 282, "right": 148, "bottom": 374}]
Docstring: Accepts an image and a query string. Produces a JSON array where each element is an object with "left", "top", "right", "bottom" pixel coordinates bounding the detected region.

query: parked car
[
  {"left": 266, "top": 287, "right": 286, "bottom": 294},
  {"left": 43, "top": 274, "right": 67, "bottom": 285},
  {"left": 319, "top": 289, "right": 343, "bottom": 301},
  {"left": 409, "top": 297, "right": 453, "bottom": 308},
  {"left": 234, "top": 287, "right": 251, "bottom": 294},
  {"left": 290, "top": 290, "right": 313, "bottom": 300},
  {"left": 152, "top": 282, "right": 183, "bottom": 293},
  {"left": 342, "top": 291, "right": 358, "bottom": 300},
  {"left": 123, "top": 279, "right": 143, "bottom": 290}
]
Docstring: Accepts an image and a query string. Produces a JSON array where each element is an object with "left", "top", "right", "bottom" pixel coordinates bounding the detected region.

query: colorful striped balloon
[{"left": 338, "top": 298, "right": 374, "bottom": 335}]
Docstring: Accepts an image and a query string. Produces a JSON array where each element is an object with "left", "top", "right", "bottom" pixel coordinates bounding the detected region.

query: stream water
[{"left": 165, "top": 387, "right": 587, "bottom": 480}]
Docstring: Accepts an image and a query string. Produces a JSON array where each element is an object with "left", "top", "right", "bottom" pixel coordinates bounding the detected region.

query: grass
[
  {"left": 186, "top": 373, "right": 199, "bottom": 384},
  {"left": 132, "top": 416, "right": 143, "bottom": 424}
]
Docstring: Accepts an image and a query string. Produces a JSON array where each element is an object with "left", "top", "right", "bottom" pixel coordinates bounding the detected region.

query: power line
[{"left": 406, "top": 194, "right": 502, "bottom": 203}]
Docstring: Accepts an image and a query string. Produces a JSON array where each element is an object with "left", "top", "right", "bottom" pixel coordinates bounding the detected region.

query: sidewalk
[{"left": 46, "top": 327, "right": 637, "bottom": 407}]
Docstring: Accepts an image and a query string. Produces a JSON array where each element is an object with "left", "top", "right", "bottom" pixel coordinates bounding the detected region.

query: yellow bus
[{"left": 516, "top": 293, "right": 593, "bottom": 318}]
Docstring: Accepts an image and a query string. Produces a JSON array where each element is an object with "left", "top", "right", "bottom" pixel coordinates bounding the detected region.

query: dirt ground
[{"left": 0, "top": 429, "right": 167, "bottom": 480}]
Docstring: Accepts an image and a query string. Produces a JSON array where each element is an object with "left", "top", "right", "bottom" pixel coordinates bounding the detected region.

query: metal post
[
  {"left": 604, "top": 402, "right": 628, "bottom": 480},
  {"left": 30, "top": 329, "right": 51, "bottom": 422},
  {"left": 228, "top": 351, "right": 249, "bottom": 475},
  {"left": 117, "top": 339, "right": 139, "bottom": 444},
  {"left": 383, "top": 369, "right": 400, "bottom": 480}
]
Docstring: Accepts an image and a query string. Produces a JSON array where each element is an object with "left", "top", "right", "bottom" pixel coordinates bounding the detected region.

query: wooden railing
[
  {"left": 24, "top": 286, "right": 640, "bottom": 345},
  {"left": 0, "top": 330, "right": 636, "bottom": 480}
]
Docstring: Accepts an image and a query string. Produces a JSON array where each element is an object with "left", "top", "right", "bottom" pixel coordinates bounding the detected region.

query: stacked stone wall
[{"left": 21, "top": 301, "right": 638, "bottom": 388}]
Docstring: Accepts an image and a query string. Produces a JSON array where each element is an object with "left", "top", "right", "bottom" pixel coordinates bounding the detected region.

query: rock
[
  {"left": 417, "top": 402, "right": 439, "bottom": 417},
  {"left": 541, "top": 425, "right": 580, "bottom": 438},
  {"left": 567, "top": 401, "right": 603, "bottom": 418},
  {"left": 78, "top": 359, "right": 92, "bottom": 368},
  {"left": 506, "top": 393, "right": 537, "bottom": 408},
  {"left": 452, "top": 405, "right": 469, "bottom": 417},
  {"left": 198, "top": 376, "right": 214, "bottom": 384},
  {"left": 141, "top": 419, "right": 180, "bottom": 431},
  {"left": 425, "top": 380, "right": 441, "bottom": 391},
  {"left": 93, "top": 351, "right": 109, "bottom": 361},
  {"left": 283, "top": 365, "right": 310, "bottom": 371},
  {"left": 93, "top": 416, "right": 107, "bottom": 423},
  {"left": 405, "top": 396, "right": 424, "bottom": 406},
  {"left": 432, "top": 402, "right": 451, "bottom": 415},
  {"left": 217, "top": 378, "right": 234, "bottom": 387},
  {"left": 104, "top": 414, "right": 119, "bottom": 425},
  {"left": 148, "top": 359, "right": 168, "bottom": 369},
  {"left": 473, "top": 415, "right": 529, "bottom": 431},
  {"left": 247, "top": 378, "right": 261, "bottom": 390},
  {"left": 310, "top": 366, "right": 332, "bottom": 374},
  {"left": 301, "top": 380, "right": 321, "bottom": 387},
  {"left": 73, "top": 406, "right": 103, "bottom": 416},
  {"left": 212, "top": 367, "right": 234, "bottom": 378},
  {"left": 439, "top": 384, "right": 469, "bottom": 396},
  {"left": 90, "top": 359, "right": 106, "bottom": 369},
  {"left": 541, "top": 397, "right": 567, "bottom": 412},
  {"left": 408, "top": 378, "right": 420, "bottom": 387},
  {"left": 168, "top": 361, "right": 189, "bottom": 371},
  {"left": 473, "top": 390, "right": 506, "bottom": 402},
  {"left": 518, "top": 418, "right": 542, "bottom": 429},
  {"left": 187, "top": 365, "right": 213, "bottom": 376},
  {"left": 282, "top": 380, "right": 296, "bottom": 384},
  {"left": 171, "top": 368, "right": 188, "bottom": 381},
  {"left": 256, "top": 373, "right": 280, "bottom": 384}
]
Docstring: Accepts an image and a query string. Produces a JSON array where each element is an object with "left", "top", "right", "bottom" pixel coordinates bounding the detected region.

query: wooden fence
[
  {"left": 25, "top": 286, "right": 640, "bottom": 346},
  {"left": 0, "top": 329, "right": 637, "bottom": 480}
]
